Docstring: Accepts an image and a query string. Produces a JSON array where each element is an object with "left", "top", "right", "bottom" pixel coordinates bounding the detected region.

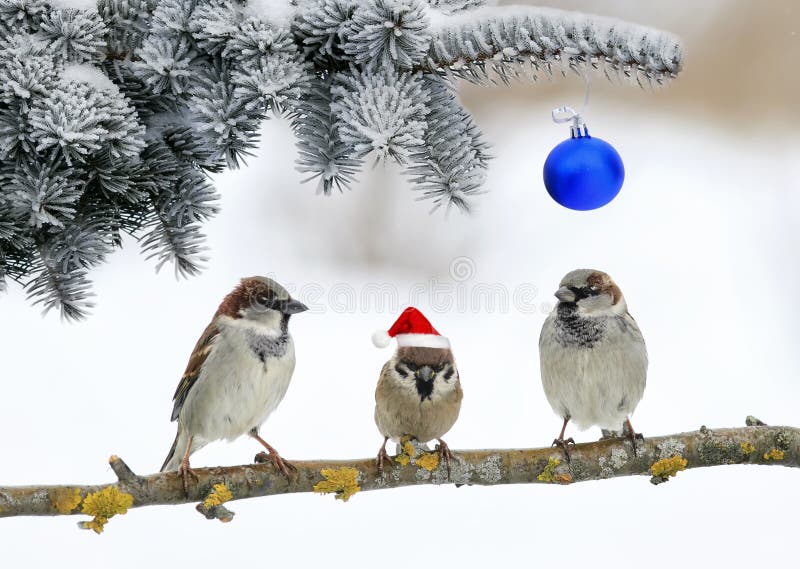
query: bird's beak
[
  {"left": 282, "top": 299, "right": 308, "bottom": 314},
  {"left": 554, "top": 286, "right": 576, "bottom": 303},
  {"left": 417, "top": 366, "right": 434, "bottom": 382}
]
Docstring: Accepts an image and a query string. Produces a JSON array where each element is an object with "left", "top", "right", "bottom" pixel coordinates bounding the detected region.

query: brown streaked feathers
[
  {"left": 168, "top": 277, "right": 287, "bottom": 422},
  {"left": 586, "top": 271, "right": 623, "bottom": 306},
  {"left": 170, "top": 322, "right": 220, "bottom": 421}
]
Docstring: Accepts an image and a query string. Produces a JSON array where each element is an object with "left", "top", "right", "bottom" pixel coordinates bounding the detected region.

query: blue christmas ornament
[{"left": 543, "top": 109, "right": 624, "bottom": 211}]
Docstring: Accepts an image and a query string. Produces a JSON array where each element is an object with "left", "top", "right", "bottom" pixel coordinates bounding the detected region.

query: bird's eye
[
  {"left": 255, "top": 293, "right": 270, "bottom": 305},
  {"left": 441, "top": 364, "right": 454, "bottom": 380}
]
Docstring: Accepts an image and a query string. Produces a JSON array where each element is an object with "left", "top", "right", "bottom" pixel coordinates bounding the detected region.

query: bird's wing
[
  {"left": 170, "top": 320, "right": 220, "bottom": 422},
  {"left": 538, "top": 311, "right": 558, "bottom": 347},
  {"left": 621, "top": 310, "right": 648, "bottom": 392},
  {"left": 374, "top": 361, "right": 391, "bottom": 401},
  {"left": 623, "top": 311, "right": 647, "bottom": 353}
]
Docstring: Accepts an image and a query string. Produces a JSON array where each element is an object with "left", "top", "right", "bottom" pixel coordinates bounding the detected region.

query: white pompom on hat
[{"left": 372, "top": 329, "right": 392, "bottom": 348}]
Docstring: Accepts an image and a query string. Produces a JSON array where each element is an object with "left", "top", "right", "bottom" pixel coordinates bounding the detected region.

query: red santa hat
[{"left": 372, "top": 307, "right": 450, "bottom": 349}]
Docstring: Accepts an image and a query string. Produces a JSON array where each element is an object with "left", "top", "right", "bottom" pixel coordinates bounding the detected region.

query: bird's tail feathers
[{"left": 161, "top": 427, "right": 195, "bottom": 472}]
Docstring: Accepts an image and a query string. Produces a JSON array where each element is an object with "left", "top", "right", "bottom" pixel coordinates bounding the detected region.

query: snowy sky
[{"left": 2, "top": 1, "right": 799, "bottom": 567}]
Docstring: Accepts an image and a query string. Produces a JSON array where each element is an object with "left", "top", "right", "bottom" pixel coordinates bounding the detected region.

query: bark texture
[{"left": 1, "top": 422, "right": 797, "bottom": 527}]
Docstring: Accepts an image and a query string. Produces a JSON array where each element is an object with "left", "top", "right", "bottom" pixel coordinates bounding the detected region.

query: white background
[{"left": 2, "top": 1, "right": 798, "bottom": 567}]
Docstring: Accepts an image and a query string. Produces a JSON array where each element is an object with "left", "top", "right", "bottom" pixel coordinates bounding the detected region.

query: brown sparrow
[
  {"left": 160, "top": 276, "right": 307, "bottom": 491},
  {"left": 372, "top": 307, "right": 463, "bottom": 477}
]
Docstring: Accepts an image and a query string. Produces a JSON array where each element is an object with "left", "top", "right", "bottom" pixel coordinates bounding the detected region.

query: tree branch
[
  {"left": 1, "top": 421, "right": 796, "bottom": 529},
  {"left": 423, "top": 6, "right": 683, "bottom": 85}
]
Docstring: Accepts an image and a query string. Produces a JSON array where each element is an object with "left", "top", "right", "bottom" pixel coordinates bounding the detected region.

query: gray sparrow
[{"left": 539, "top": 269, "right": 647, "bottom": 457}]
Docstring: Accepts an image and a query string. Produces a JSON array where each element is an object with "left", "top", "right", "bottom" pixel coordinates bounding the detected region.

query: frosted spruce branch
[
  {"left": 423, "top": 6, "right": 682, "bottom": 86},
  {"left": 1, "top": 421, "right": 796, "bottom": 529},
  {"left": 0, "top": 0, "right": 684, "bottom": 318}
]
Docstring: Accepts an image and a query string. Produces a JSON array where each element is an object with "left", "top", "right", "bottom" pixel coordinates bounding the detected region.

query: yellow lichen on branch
[
  {"left": 650, "top": 455, "right": 688, "bottom": 484},
  {"left": 763, "top": 448, "right": 785, "bottom": 461},
  {"left": 313, "top": 467, "right": 361, "bottom": 502},
  {"left": 79, "top": 486, "right": 134, "bottom": 534},
  {"left": 536, "top": 457, "right": 571, "bottom": 483},
  {"left": 416, "top": 452, "right": 440, "bottom": 472},
  {"left": 394, "top": 440, "right": 416, "bottom": 466},
  {"left": 50, "top": 488, "right": 82, "bottom": 515},
  {"left": 740, "top": 442, "right": 756, "bottom": 455},
  {"left": 196, "top": 483, "right": 235, "bottom": 523},
  {"left": 203, "top": 484, "right": 233, "bottom": 509}
]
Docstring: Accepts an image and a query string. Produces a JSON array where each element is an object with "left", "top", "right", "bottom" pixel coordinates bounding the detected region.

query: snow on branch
[
  {"left": 424, "top": 5, "right": 683, "bottom": 85},
  {"left": 0, "top": 422, "right": 796, "bottom": 529}
]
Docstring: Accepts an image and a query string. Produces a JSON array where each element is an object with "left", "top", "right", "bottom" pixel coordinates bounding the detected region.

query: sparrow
[
  {"left": 539, "top": 269, "right": 647, "bottom": 458},
  {"left": 160, "top": 276, "right": 307, "bottom": 491},
  {"left": 372, "top": 307, "right": 463, "bottom": 477}
]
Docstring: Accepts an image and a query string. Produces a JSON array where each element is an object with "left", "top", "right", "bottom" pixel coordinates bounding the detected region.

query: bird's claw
[
  {"left": 254, "top": 451, "right": 295, "bottom": 478},
  {"left": 627, "top": 432, "right": 644, "bottom": 457},
  {"left": 436, "top": 439, "right": 455, "bottom": 480},
  {"left": 178, "top": 463, "right": 198, "bottom": 496},
  {"left": 621, "top": 418, "right": 645, "bottom": 457},
  {"left": 552, "top": 437, "right": 576, "bottom": 463},
  {"left": 376, "top": 447, "right": 393, "bottom": 477}
]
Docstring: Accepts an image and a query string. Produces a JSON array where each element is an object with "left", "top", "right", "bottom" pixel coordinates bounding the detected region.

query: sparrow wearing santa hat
[
  {"left": 160, "top": 276, "right": 307, "bottom": 492},
  {"left": 372, "top": 307, "right": 463, "bottom": 477}
]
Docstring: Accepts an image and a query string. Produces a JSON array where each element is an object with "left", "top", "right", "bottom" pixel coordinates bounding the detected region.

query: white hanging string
[{"left": 551, "top": 73, "right": 592, "bottom": 130}]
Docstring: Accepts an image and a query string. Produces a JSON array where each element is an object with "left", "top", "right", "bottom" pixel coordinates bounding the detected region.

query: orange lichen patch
[
  {"left": 313, "top": 468, "right": 360, "bottom": 502},
  {"left": 763, "top": 448, "right": 785, "bottom": 461},
  {"left": 650, "top": 456, "right": 688, "bottom": 479},
  {"left": 416, "top": 452, "right": 440, "bottom": 472},
  {"left": 79, "top": 486, "right": 134, "bottom": 534},
  {"left": 50, "top": 487, "right": 82, "bottom": 515}
]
